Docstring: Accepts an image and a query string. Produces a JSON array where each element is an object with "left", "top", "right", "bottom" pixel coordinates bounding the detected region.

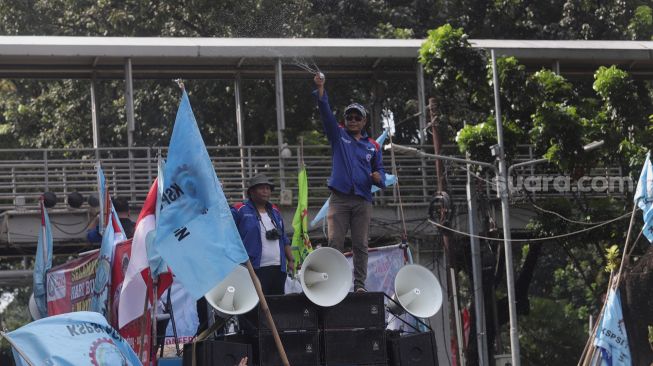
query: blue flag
[
  {"left": 90, "top": 213, "right": 115, "bottom": 319},
  {"left": 634, "top": 153, "right": 653, "bottom": 242},
  {"left": 155, "top": 90, "right": 249, "bottom": 299},
  {"left": 90, "top": 165, "right": 126, "bottom": 320},
  {"left": 594, "top": 288, "right": 632, "bottom": 366},
  {"left": 2, "top": 311, "right": 141, "bottom": 366},
  {"left": 33, "top": 199, "right": 52, "bottom": 319}
]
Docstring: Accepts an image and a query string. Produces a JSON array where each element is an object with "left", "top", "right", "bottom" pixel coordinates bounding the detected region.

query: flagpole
[
  {"left": 138, "top": 278, "right": 150, "bottom": 362},
  {"left": 578, "top": 203, "right": 638, "bottom": 366},
  {"left": 151, "top": 277, "right": 159, "bottom": 363},
  {"left": 244, "top": 260, "right": 290, "bottom": 366},
  {"left": 0, "top": 332, "right": 35, "bottom": 366}
]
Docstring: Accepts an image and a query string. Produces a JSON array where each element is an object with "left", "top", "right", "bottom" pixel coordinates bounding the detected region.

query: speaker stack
[
  {"left": 321, "top": 292, "right": 387, "bottom": 365},
  {"left": 185, "top": 247, "right": 444, "bottom": 366},
  {"left": 238, "top": 294, "right": 321, "bottom": 366}
]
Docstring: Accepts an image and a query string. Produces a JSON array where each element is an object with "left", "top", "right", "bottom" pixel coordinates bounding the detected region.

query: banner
[
  {"left": 345, "top": 245, "right": 405, "bottom": 294},
  {"left": 47, "top": 251, "right": 99, "bottom": 315}
]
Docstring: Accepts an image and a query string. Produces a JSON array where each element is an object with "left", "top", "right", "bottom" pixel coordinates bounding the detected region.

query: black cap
[{"left": 247, "top": 174, "right": 275, "bottom": 191}]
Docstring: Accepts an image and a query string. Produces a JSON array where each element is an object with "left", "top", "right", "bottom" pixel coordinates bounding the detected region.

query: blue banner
[
  {"left": 155, "top": 90, "right": 249, "bottom": 299},
  {"left": 33, "top": 200, "right": 53, "bottom": 319},
  {"left": 3, "top": 311, "right": 141, "bottom": 366},
  {"left": 594, "top": 288, "right": 632, "bottom": 366}
]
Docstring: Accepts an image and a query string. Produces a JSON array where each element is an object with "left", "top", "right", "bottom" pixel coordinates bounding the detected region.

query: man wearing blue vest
[{"left": 313, "top": 73, "right": 386, "bottom": 292}]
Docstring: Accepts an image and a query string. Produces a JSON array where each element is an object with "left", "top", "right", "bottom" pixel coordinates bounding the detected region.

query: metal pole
[
  {"left": 417, "top": 64, "right": 427, "bottom": 144},
  {"left": 417, "top": 63, "right": 429, "bottom": 199},
  {"left": 234, "top": 73, "right": 246, "bottom": 199},
  {"left": 491, "top": 49, "right": 520, "bottom": 365},
  {"left": 125, "top": 58, "right": 136, "bottom": 201},
  {"left": 274, "top": 59, "right": 286, "bottom": 190},
  {"left": 467, "top": 153, "right": 489, "bottom": 366},
  {"left": 90, "top": 74, "right": 100, "bottom": 161}
]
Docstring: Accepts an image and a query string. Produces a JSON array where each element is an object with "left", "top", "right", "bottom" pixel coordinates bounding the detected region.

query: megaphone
[
  {"left": 299, "top": 247, "right": 352, "bottom": 307},
  {"left": 388, "top": 264, "right": 442, "bottom": 318},
  {"left": 28, "top": 293, "right": 42, "bottom": 321},
  {"left": 204, "top": 265, "right": 259, "bottom": 316}
]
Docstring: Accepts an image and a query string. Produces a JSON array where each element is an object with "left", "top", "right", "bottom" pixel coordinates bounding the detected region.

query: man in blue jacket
[
  {"left": 231, "top": 174, "right": 294, "bottom": 295},
  {"left": 313, "top": 73, "right": 386, "bottom": 292}
]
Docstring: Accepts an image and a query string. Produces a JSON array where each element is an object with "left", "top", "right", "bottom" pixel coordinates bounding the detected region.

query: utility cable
[{"left": 427, "top": 211, "right": 632, "bottom": 243}]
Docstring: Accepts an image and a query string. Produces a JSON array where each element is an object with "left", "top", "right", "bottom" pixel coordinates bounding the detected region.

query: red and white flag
[{"left": 118, "top": 180, "right": 172, "bottom": 329}]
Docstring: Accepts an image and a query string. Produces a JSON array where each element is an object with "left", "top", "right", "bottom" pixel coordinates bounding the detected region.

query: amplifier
[
  {"left": 323, "top": 329, "right": 386, "bottom": 365},
  {"left": 321, "top": 292, "right": 385, "bottom": 329},
  {"left": 258, "top": 330, "right": 320, "bottom": 366},
  {"left": 242, "top": 293, "right": 319, "bottom": 332},
  {"left": 182, "top": 340, "right": 252, "bottom": 366},
  {"left": 387, "top": 331, "right": 437, "bottom": 366}
]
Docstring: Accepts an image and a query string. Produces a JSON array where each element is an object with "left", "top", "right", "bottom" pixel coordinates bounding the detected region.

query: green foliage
[
  {"left": 628, "top": 5, "right": 653, "bottom": 40},
  {"left": 604, "top": 245, "right": 620, "bottom": 273},
  {"left": 455, "top": 115, "right": 522, "bottom": 164},
  {"left": 520, "top": 297, "right": 586, "bottom": 365},
  {"left": 419, "top": 24, "right": 489, "bottom": 134},
  {"left": 530, "top": 103, "right": 585, "bottom": 171}
]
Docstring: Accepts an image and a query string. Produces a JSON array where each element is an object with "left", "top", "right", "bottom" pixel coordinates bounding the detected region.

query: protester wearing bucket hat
[
  {"left": 231, "top": 174, "right": 294, "bottom": 295},
  {"left": 313, "top": 73, "right": 387, "bottom": 293}
]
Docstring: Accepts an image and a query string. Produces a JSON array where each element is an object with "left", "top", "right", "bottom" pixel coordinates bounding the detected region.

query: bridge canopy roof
[{"left": 0, "top": 36, "right": 652, "bottom": 79}]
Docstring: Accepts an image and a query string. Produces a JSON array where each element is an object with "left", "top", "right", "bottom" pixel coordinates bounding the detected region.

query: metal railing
[{"left": 0, "top": 144, "right": 626, "bottom": 211}]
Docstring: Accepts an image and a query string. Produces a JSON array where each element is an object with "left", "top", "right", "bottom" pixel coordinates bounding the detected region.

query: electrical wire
[{"left": 427, "top": 211, "right": 632, "bottom": 243}]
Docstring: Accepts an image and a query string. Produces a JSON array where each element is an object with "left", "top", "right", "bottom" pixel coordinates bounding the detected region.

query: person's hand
[
  {"left": 237, "top": 356, "right": 248, "bottom": 366},
  {"left": 314, "top": 73, "right": 325, "bottom": 87},
  {"left": 287, "top": 258, "right": 296, "bottom": 274},
  {"left": 87, "top": 214, "right": 100, "bottom": 230},
  {"left": 371, "top": 171, "right": 382, "bottom": 185}
]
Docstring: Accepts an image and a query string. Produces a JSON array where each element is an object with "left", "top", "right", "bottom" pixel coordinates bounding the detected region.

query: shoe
[{"left": 355, "top": 287, "right": 367, "bottom": 293}]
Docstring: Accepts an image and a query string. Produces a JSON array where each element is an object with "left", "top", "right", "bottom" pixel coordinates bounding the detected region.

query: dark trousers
[
  {"left": 327, "top": 190, "right": 373, "bottom": 290},
  {"left": 254, "top": 265, "right": 286, "bottom": 295}
]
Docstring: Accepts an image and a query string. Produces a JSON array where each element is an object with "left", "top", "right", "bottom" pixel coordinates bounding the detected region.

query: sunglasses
[{"left": 345, "top": 115, "right": 364, "bottom": 122}]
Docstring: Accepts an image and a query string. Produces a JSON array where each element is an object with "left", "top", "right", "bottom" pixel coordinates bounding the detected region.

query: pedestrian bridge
[{"left": 0, "top": 144, "right": 626, "bottom": 256}]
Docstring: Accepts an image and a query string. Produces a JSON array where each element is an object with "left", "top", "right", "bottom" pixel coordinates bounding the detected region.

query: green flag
[{"left": 291, "top": 166, "right": 313, "bottom": 276}]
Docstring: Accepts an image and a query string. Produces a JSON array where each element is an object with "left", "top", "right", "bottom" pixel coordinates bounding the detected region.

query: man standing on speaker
[
  {"left": 313, "top": 73, "right": 386, "bottom": 293},
  {"left": 231, "top": 174, "right": 294, "bottom": 295}
]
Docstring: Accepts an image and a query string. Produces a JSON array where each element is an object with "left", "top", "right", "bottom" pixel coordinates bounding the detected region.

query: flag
[
  {"left": 155, "top": 90, "right": 248, "bottom": 299},
  {"left": 118, "top": 180, "right": 172, "bottom": 329},
  {"left": 594, "top": 288, "right": 632, "bottom": 366},
  {"left": 90, "top": 166, "right": 126, "bottom": 320},
  {"left": 32, "top": 198, "right": 52, "bottom": 319},
  {"left": 90, "top": 210, "right": 124, "bottom": 319},
  {"left": 310, "top": 125, "right": 396, "bottom": 228},
  {"left": 634, "top": 153, "right": 653, "bottom": 242},
  {"left": 291, "top": 166, "right": 313, "bottom": 275},
  {"left": 2, "top": 311, "right": 141, "bottom": 366}
]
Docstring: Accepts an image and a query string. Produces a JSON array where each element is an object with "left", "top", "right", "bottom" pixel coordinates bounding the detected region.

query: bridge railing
[{"left": 0, "top": 144, "right": 625, "bottom": 211}]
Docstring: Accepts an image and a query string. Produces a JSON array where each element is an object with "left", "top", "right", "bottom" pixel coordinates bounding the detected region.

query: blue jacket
[
  {"left": 314, "top": 89, "right": 386, "bottom": 202},
  {"left": 231, "top": 200, "right": 291, "bottom": 271}
]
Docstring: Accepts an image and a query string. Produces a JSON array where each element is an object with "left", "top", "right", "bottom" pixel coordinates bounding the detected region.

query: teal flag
[
  {"left": 33, "top": 198, "right": 52, "bottom": 319},
  {"left": 3, "top": 311, "right": 141, "bottom": 366},
  {"left": 155, "top": 90, "right": 249, "bottom": 299}
]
